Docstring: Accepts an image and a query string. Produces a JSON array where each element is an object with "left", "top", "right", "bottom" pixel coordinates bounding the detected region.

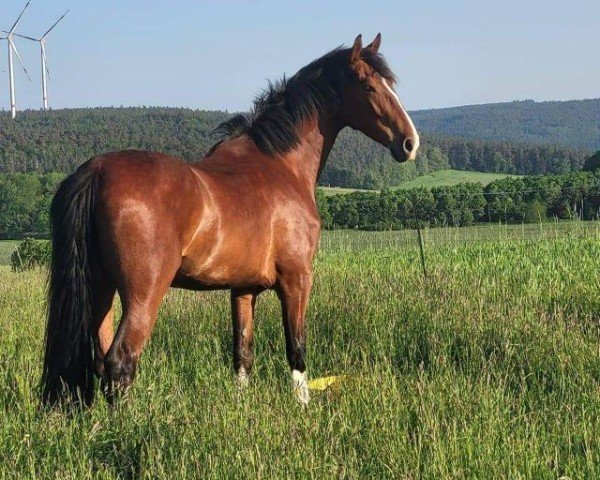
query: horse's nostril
[{"left": 403, "top": 138, "right": 414, "bottom": 153}]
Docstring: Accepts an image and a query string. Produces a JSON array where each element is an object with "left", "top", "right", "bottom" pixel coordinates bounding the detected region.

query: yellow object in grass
[{"left": 307, "top": 375, "right": 348, "bottom": 391}]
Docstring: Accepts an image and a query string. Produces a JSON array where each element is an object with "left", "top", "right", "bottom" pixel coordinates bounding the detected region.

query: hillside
[
  {"left": 411, "top": 98, "right": 600, "bottom": 151},
  {"left": 0, "top": 106, "right": 590, "bottom": 189}
]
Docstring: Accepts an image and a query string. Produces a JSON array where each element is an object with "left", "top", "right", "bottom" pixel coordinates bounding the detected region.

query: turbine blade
[
  {"left": 9, "top": 1, "right": 30, "bottom": 35},
  {"left": 42, "top": 10, "right": 70, "bottom": 39},
  {"left": 13, "top": 32, "right": 39, "bottom": 42},
  {"left": 9, "top": 38, "right": 31, "bottom": 82}
]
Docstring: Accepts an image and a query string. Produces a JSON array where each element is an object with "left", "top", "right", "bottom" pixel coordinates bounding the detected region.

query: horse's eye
[{"left": 364, "top": 85, "right": 375, "bottom": 93}]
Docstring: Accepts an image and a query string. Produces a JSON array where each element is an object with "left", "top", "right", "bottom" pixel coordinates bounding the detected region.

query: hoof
[{"left": 94, "top": 357, "right": 106, "bottom": 379}]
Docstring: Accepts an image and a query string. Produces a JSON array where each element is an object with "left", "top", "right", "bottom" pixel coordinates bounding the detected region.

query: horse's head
[{"left": 337, "top": 34, "right": 420, "bottom": 162}]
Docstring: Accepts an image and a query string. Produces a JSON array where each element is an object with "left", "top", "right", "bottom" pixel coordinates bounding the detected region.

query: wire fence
[{"left": 318, "top": 219, "right": 600, "bottom": 262}]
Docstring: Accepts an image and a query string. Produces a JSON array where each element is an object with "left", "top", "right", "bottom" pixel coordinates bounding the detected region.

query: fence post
[
  {"left": 412, "top": 194, "right": 428, "bottom": 280},
  {"left": 15, "top": 245, "right": 23, "bottom": 271}
]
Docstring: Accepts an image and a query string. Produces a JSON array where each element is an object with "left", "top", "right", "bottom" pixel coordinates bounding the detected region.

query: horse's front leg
[
  {"left": 276, "top": 268, "right": 313, "bottom": 406},
  {"left": 231, "top": 289, "right": 257, "bottom": 388}
]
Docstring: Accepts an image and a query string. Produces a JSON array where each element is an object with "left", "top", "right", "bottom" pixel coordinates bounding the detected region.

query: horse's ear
[
  {"left": 366, "top": 33, "right": 381, "bottom": 53},
  {"left": 350, "top": 34, "right": 362, "bottom": 63}
]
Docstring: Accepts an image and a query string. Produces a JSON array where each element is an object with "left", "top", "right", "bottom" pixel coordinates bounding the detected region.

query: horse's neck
[{"left": 281, "top": 115, "right": 341, "bottom": 194}]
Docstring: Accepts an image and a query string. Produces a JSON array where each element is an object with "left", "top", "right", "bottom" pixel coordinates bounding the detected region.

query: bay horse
[{"left": 42, "top": 33, "right": 420, "bottom": 407}]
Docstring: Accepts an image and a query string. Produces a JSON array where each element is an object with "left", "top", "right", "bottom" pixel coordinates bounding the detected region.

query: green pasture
[
  {"left": 1, "top": 221, "right": 599, "bottom": 478},
  {"left": 392, "top": 169, "right": 522, "bottom": 190},
  {"left": 319, "top": 169, "right": 521, "bottom": 196},
  {"left": 0, "top": 240, "right": 18, "bottom": 266}
]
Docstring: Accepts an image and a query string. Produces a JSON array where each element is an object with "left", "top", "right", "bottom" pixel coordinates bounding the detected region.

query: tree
[
  {"left": 524, "top": 199, "right": 547, "bottom": 223},
  {"left": 315, "top": 189, "right": 332, "bottom": 229},
  {"left": 0, "top": 174, "right": 41, "bottom": 238},
  {"left": 583, "top": 151, "right": 600, "bottom": 172}
]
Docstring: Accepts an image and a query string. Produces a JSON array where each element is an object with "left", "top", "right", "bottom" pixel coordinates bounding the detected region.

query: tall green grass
[{"left": 0, "top": 223, "right": 599, "bottom": 478}]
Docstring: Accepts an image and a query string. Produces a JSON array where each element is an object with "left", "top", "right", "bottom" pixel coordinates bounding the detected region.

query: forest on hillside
[
  {"left": 0, "top": 107, "right": 590, "bottom": 189},
  {"left": 411, "top": 98, "right": 600, "bottom": 151}
]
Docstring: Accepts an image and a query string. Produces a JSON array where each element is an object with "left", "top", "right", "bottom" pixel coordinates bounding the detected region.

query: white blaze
[{"left": 381, "top": 78, "right": 420, "bottom": 157}]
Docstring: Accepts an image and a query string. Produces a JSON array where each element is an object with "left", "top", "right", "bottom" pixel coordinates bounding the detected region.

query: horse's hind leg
[
  {"left": 103, "top": 283, "right": 168, "bottom": 402},
  {"left": 102, "top": 248, "right": 181, "bottom": 402}
]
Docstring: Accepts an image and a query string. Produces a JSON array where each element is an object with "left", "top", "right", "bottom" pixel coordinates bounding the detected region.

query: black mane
[{"left": 209, "top": 46, "right": 395, "bottom": 156}]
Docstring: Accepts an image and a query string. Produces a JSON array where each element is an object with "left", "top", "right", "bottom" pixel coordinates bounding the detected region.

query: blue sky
[{"left": 0, "top": 0, "right": 597, "bottom": 113}]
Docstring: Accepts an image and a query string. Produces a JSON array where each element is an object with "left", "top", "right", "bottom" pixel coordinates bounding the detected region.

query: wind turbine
[
  {"left": 2, "top": 1, "right": 31, "bottom": 119},
  {"left": 13, "top": 10, "right": 69, "bottom": 110}
]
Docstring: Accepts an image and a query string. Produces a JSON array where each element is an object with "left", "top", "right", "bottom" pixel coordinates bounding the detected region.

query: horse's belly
[{"left": 176, "top": 247, "right": 276, "bottom": 290}]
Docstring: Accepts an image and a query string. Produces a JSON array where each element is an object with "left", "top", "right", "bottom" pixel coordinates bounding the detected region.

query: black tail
[{"left": 42, "top": 162, "right": 100, "bottom": 407}]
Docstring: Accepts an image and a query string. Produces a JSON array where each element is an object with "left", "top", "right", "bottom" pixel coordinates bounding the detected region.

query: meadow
[
  {"left": 1, "top": 221, "right": 599, "bottom": 478},
  {"left": 319, "top": 169, "right": 521, "bottom": 196},
  {"left": 391, "top": 169, "right": 521, "bottom": 190}
]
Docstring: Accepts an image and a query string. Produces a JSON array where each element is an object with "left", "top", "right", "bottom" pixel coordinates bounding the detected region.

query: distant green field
[
  {"left": 319, "top": 169, "right": 521, "bottom": 196},
  {"left": 0, "top": 240, "right": 17, "bottom": 266},
  {"left": 320, "top": 186, "right": 375, "bottom": 196},
  {"left": 393, "top": 169, "right": 521, "bottom": 190}
]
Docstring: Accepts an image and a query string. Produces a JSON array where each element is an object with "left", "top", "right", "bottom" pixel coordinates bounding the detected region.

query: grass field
[
  {"left": 392, "top": 169, "right": 521, "bottom": 190},
  {"left": 320, "top": 185, "right": 375, "bottom": 196},
  {"left": 319, "top": 169, "right": 520, "bottom": 196},
  {"left": 0, "top": 240, "right": 18, "bottom": 266},
  {"left": 1, "top": 221, "right": 600, "bottom": 478}
]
